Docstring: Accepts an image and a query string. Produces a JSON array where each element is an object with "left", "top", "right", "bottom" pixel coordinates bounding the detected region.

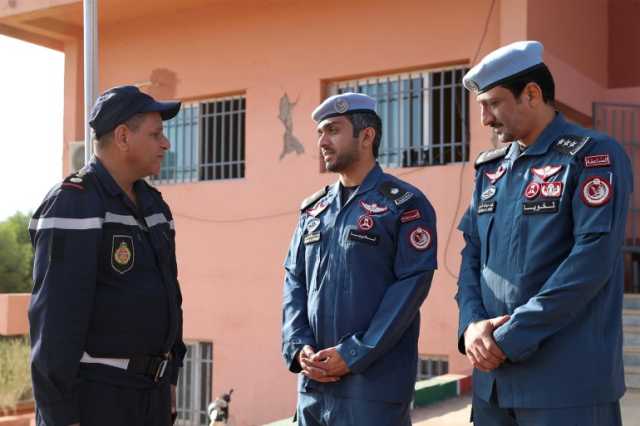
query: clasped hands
[
  {"left": 464, "top": 315, "right": 510, "bottom": 372},
  {"left": 298, "top": 345, "right": 350, "bottom": 382}
]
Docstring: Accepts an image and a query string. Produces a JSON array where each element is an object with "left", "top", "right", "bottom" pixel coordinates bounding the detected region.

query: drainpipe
[{"left": 83, "top": 0, "right": 98, "bottom": 165}]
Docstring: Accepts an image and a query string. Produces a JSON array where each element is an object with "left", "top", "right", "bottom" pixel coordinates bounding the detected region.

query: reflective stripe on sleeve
[{"left": 29, "top": 217, "right": 103, "bottom": 231}]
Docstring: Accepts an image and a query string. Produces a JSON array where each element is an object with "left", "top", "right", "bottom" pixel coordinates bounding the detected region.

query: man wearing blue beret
[
  {"left": 456, "top": 40, "right": 632, "bottom": 425},
  {"left": 281, "top": 92, "right": 438, "bottom": 424},
  {"left": 29, "top": 85, "right": 186, "bottom": 425}
]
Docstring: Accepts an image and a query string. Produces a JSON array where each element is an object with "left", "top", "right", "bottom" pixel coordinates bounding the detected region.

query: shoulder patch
[
  {"left": 300, "top": 186, "right": 328, "bottom": 211},
  {"left": 474, "top": 146, "right": 509, "bottom": 170},
  {"left": 554, "top": 135, "right": 590, "bottom": 156},
  {"left": 378, "top": 181, "right": 414, "bottom": 206}
]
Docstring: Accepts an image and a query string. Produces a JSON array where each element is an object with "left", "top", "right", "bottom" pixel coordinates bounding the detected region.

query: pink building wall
[{"left": 0, "top": 0, "right": 638, "bottom": 424}]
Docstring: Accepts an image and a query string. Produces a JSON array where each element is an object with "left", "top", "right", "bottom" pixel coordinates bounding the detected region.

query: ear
[
  {"left": 112, "top": 124, "right": 130, "bottom": 152},
  {"left": 524, "top": 82, "right": 543, "bottom": 107},
  {"left": 359, "top": 127, "right": 376, "bottom": 151}
]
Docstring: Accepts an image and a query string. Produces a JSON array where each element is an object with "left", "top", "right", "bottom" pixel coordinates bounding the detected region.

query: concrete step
[
  {"left": 626, "top": 366, "right": 640, "bottom": 389},
  {"left": 625, "top": 326, "right": 640, "bottom": 347},
  {"left": 624, "top": 294, "right": 640, "bottom": 311},
  {"left": 624, "top": 310, "right": 640, "bottom": 327},
  {"left": 625, "top": 347, "right": 640, "bottom": 368}
]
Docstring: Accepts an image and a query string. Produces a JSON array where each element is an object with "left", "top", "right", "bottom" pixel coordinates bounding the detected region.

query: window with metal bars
[
  {"left": 153, "top": 95, "right": 246, "bottom": 184},
  {"left": 416, "top": 355, "right": 449, "bottom": 381},
  {"left": 329, "top": 67, "right": 469, "bottom": 168},
  {"left": 175, "top": 342, "right": 213, "bottom": 426}
]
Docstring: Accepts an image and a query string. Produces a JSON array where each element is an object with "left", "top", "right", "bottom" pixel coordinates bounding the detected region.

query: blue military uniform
[
  {"left": 456, "top": 112, "right": 632, "bottom": 422},
  {"left": 282, "top": 162, "right": 437, "bottom": 425},
  {"left": 29, "top": 157, "right": 186, "bottom": 426}
]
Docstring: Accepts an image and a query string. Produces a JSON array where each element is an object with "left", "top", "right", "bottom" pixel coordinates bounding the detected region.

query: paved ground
[{"left": 411, "top": 389, "right": 640, "bottom": 425}]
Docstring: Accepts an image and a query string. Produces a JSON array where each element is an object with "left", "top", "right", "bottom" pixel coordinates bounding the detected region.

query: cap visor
[{"left": 141, "top": 100, "right": 181, "bottom": 121}]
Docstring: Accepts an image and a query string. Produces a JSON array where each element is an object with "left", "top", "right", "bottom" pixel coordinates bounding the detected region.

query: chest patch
[
  {"left": 541, "top": 182, "right": 563, "bottom": 198},
  {"left": 357, "top": 214, "right": 375, "bottom": 231},
  {"left": 348, "top": 230, "right": 379, "bottom": 245},
  {"left": 307, "top": 198, "right": 330, "bottom": 217},
  {"left": 485, "top": 165, "right": 506, "bottom": 184},
  {"left": 523, "top": 200, "right": 559, "bottom": 215},
  {"left": 531, "top": 165, "right": 563, "bottom": 181},
  {"left": 478, "top": 201, "right": 496, "bottom": 215},
  {"left": 360, "top": 200, "right": 389, "bottom": 215},
  {"left": 304, "top": 233, "right": 321, "bottom": 245},
  {"left": 112, "top": 235, "right": 135, "bottom": 274}
]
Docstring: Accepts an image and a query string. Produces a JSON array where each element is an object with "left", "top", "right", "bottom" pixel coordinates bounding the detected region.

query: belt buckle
[{"left": 154, "top": 358, "right": 168, "bottom": 383}]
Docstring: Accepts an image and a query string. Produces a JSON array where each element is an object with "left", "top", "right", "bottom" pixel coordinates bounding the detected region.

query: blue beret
[
  {"left": 89, "top": 85, "right": 181, "bottom": 138},
  {"left": 311, "top": 92, "right": 377, "bottom": 122},
  {"left": 463, "top": 41, "right": 545, "bottom": 93}
]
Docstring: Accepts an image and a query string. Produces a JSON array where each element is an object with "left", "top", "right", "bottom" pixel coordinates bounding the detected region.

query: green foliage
[
  {"left": 0, "top": 336, "right": 32, "bottom": 411},
  {"left": 0, "top": 212, "right": 33, "bottom": 294}
]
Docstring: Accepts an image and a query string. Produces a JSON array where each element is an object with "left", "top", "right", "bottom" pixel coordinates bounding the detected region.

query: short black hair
[
  {"left": 95, "top": 113, "right": 147, "bottom": 149},
  {"left": 500, "top": 63, "right": 555, "bottom": 105},
  {"left": 346, "top": 112, "right": 382, "bottom": 158}
]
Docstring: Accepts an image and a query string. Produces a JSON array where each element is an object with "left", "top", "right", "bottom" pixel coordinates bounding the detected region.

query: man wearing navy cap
[
  {"left": 29, "top": 85, "right": 186, "bottom": 425},
  {"left": 456, "top": 41, "right": 632, "bottom": 425},
  {"left": 281, "top": 92, "right": 437, "bottom": 425}
]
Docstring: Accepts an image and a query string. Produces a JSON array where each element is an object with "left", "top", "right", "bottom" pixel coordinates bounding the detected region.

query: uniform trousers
[{"left": 297, "top": 391, "right": 410, "bottom": 426}]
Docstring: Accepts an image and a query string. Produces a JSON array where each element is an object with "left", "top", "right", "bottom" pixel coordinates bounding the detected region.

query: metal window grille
[
  {"left": 328, "top": 67, "right": 469, "bottom": 168},
  {"left": 176, "top": 342, "right": 213, "bottom": 426},
  {"left": 594, "top": 102, "right": 640, "bottom": 293},
  {"left": 153, "top": 95, "right": 246, "bottom": 184},
  {"left": 416, "top": 355, "right": 449, "bottom": 381}
]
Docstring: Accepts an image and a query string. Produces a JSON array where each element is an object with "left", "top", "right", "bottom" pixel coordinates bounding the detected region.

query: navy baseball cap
[{"left": 89, "top": 85, "right": 181, "bottom": 138}]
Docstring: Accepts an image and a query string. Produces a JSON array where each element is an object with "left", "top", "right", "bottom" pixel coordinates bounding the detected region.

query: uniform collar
[
  {"left": 519, "top": 112, "right": 570, "bottom": 157},
  {"left": 329, "top": 162, "right": 384, "bottom": 201},
  {"left": 92, "top": 156, "right": 125, "bottom": 197}
]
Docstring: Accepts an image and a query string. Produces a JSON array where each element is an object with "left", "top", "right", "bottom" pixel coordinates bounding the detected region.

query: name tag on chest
[{"left": 523, "top": 200, "right": 559, "bottom": 215}]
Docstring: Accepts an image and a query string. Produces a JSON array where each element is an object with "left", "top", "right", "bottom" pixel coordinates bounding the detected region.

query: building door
[{"left": 594, "top": 102, "right": 640, "bottom": 293}]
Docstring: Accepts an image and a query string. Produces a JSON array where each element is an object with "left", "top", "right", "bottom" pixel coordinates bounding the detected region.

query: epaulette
[
  {"left": 300, "top": 186, "right": 328, "bottom": 211},
  {"left": 378, "top": 181, "right": 413, "bottom": 206},
  {"left": 553, "top": 135, "right": 590, "bottom": 156},
  {"left": 474, "top": 146, "right": 509, "bottom": 170},
  {"left": 60, "top": 166, "right": 91, "bottom": 191}
]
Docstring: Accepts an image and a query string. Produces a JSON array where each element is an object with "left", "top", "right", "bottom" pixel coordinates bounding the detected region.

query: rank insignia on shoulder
[
  {"left": 580, "top": 176, "right": 612, "bottom": 207},
  {"left": 584, "top": 154, "right": 611, "bottom": 168},
  {"left": 300, "top": 186, "right": 328, "bottom": 212},
  {"left": 475, "top": 146, "right": 509, "bottom": 170},
  {"left": 409, "top": 226, "right": 432, "bottom": 251},
  {"left": 400, "top": 209, "right": 422, "bottom": 223},
  {"left": 477, "top": 201, "right": 496, "bottom": 214},
  {"left": 378, "top": 181, "right": 413, "bottom": 206},
  {"left": 111, "top": 235, "right": 134, "bottom": 274},
  {"left": 304, "top": 232, "right": 321, "bottom": 245},
  {"left": 62, "top": 173, "right": 86, "bottom": 190},
  {"left": 554, "top": 135, "right": 590, "bottom": 156}
]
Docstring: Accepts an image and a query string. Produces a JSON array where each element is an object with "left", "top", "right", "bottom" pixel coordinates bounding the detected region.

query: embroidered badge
[
  {"left": 541, "top": 182, "right": 563, "bottom": 198},
  {"left": 334, "top": 98, "right": 349, "bottom": 113},
  {"left": 347, "top": 230, "right": 379, "bottom": 245},
  {"left": 400, "top": 209, "right": 422, "bottom": 223},
  {"left": 306, "top": 218, "right": 321, "bottom": 233},
  {"left": 395, "top": 192, "right": 413, "bottom": 206},
  {"left": 584, "top": 154, "right": 611, "bottom": 168},
  {"left": 304, "top": 233, "right": 321, "bottom": 245},
  {"left": 360, "top": 200, "right": 389, "bottom": 215},
  {"left": 112, "top": 235, "right": 134, "bottom": 274},
  {"left": 524, "top": 182, "right": 541, "bottom": 200},
  {"left": 481, "top": 185, "right": 497, "bottom": 201},
  {"left": 581, "top": 176, "right": 612, "bottom": 207},
  {"left": 409, "top": 226, "right": 432, "bottom": 251},
  {"left": 357, "top": 214, "right": 374, "bottom": 231},
  {"left": 531, "top": 165, "right": 563, "bottom": 181},
  {"left": 485, "top": 165, "right": 506, "bottom": 184},
  {"left": 477, "top": 201, "right": 496, "bottom": 215},
  {"left": 523, "top": 200, "right": 559, "bottom": 215},
  {"left": 307, "top": 197, "right": 330, "bottom": 217}
]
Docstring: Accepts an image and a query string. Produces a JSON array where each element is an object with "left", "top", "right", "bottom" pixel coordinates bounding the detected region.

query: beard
[{"left": 324, "top": 141, "right": 360, "bottom": 172}]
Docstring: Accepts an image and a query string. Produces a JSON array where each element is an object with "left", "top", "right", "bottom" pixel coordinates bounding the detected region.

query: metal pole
[{"left": 83, "top": 0, "right": 98, "bottom": 165}]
